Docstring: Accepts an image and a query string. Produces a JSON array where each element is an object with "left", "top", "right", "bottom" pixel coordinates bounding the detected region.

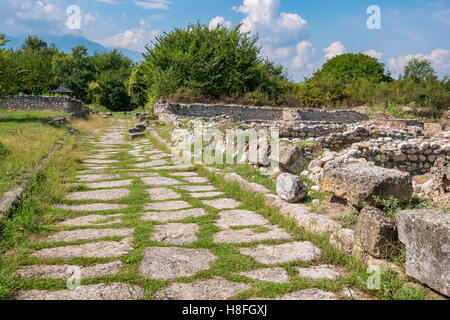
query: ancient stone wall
[
  {"left": 154, "top": 102, "right": 368, "bottom": 124},
  {"left": 0, "top": 96, "right": 89, "bottom": 117}
]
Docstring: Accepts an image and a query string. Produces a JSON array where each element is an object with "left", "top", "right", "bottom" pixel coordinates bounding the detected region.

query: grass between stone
[{"left": 0, "top": 118, "right": 431, "bottom": 301}]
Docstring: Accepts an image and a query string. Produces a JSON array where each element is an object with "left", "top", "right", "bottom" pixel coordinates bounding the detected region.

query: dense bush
[
  {"left": 0, "top": 35, "right": 135, "bottom": 111},
  {"left": 313, "top": 53, "right": 393, "bottom": 83},
  {"left": 141, "top": 23, "right": 292, "bottom": 104}
]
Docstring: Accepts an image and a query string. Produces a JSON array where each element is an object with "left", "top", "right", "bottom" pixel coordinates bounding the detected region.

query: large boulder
[
  {"left": 397, "top": 210, "right": 450, "bottom": 297},
  {"left": 318, "top": 157, "right": 413, "bottom": 208},
  {"left": 424, "top": 158, "right": 450, "bottom": 207},
  {"left": 353, "top": 207, "right": 398, "bottom": 258},
  {"left": 276, "top": 173, "right": 309, "bottom": 203},
  {"left": 269, "top": 140, "right": 312, "bottom": 172}
]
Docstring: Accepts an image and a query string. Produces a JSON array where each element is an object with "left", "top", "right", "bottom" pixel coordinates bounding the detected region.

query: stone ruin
[{"left": 154, "top": 101, "right": 450, "bottom": 297}]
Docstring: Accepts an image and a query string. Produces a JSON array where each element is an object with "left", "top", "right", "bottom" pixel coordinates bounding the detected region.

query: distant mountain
[{"left": 4, "top": 34, "right": 144, "bottom": 63}]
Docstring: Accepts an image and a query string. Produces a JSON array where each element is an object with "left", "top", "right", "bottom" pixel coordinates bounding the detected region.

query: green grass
[
  {"left": 0, "top": 110, "right": 69, "bottom": 197},
  {"left": 0, "top": 118, "right": 433, "bottom": 301}
]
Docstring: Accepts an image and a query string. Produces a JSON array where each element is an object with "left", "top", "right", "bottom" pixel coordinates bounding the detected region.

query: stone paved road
[{"left": 13, "top": 122, "right": 360, "bottom": 300}]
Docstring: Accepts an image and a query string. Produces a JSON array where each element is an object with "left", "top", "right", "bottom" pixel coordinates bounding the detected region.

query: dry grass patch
[{"left": 71, "top": 114, "right": 105, "bottom": 134}]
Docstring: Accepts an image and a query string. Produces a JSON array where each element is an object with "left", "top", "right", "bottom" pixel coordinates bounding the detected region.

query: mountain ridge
[{"left": 4, "top": 34, "right": 144, "bottom": 62}]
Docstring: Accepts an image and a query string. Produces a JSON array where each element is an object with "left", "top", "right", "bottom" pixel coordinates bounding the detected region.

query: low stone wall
[
  {"left": 154, "top": 101, "right": 368, "bottom": 124},
  {"left": 0, "top": 96, "right": 89, "bottom": 117}
]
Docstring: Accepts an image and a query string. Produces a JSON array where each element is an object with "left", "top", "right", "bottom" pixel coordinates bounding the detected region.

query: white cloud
[
  {"left": 388, "top": 48, "right": 450, "bottom": 75},
  {"left": 292, "top": 40, "right": 315, "bottom": 68},
  {"left": 208, "top": 16, "right": 232, "bottom": 30},
  {"left": 364, "top": 49, "right": 383, "bottom": 62},
  {"left": 96, "top": 0, "right": 115, "bottom": 4},
  {"left": 262, "top": 46, "right": 292, "bottom": 60},
  {"left": 323, "top": 41, "right": 346, "bottom": 60},
  {"left": 101, "top": 24, "right": 158, "bottom": 52},
  {"left": 233, "top": 0, "right": 307, "bottom": 43},
  {"left": 133, "top": 0, "right": 172, "bottom": 10}
]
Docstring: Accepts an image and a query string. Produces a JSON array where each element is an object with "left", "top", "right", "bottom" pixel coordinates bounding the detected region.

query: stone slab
[
  {"left": 279, "top": 289, "right": 337, "bottom": 300},
  {"left": 77, "top": 174, "right": 120, "bottom": 182},
  {"left": 296, "top": 265, "right": 342, "bottom": 280},
  {"left": 14, "top": 283, "right": 143, "bottom": 300},
  {"left": 16, "top": 261, "right": 123, "bottom": 279},
  {"left": 183, "top": 177, "right": 209, "bottom": 184},
  {"left": 43, "top": 228, "right": 134, "bottom": 242},
  {"left": 141, "top": 208, "right": 207, "bottom": 222},
  {"left": 66, "top": 189, "right": 130, "bottom": 201},
  {"left": 128, "top": 172, "right": 159, "bottom": 177},
  {"left": 240, "top": 242, "right": 321, "bottom": 264},
  {"left": 190, "top": 192, "right": 224, "bottom": 198},
  {"left": 58, "top": 214, "right": 122, "bottom": 227},
  {"left": 214, "top": 226, "right": 292, "bottom": 244},
  {"left": 151, "top": 223, "right": 199, "bottom": 245},
  {"left": 53, "top": 203, "right": 128, "bottom": 212},
  {"left": 154, "top": 277, "right": 251, "bottom": 300},
  {"left": 240, "top": 268, "right": 289, "bottom": 283},
  {"left": 216, "top": 210, "right": 269, "bottom": 229},
  {"left": 31, "top": 238, "right": 134, "bottom": 259},
  {"left": 134, "top": 160, "right": 169, "bottom": 168},
  {"left": 85, "top": 180, "right": 133, "bottom": 189},
  {"left": 202, "top": 198, "right": 242, "bottom": 210},
  {"left": 177, "top": 185, "right": 217, "bottom": 192},
  {"left": 147, "top": 188, "right": 181, "bottom": 201},
  {"left": 140, "top": 247, "right": 216, "bottom": 280},
  {"left": 142, "top": 177, "right": 182, "bottom": 186},
  {"left": 143, "top": 200, "right": 191, "bottom": 211}
]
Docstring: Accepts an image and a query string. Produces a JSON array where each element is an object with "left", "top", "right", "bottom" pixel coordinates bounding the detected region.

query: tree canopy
[
  {"left": 141, "top": 23, "right": 290, "bottom": 101},
  {"left": 312, "top": 53, "right": 392, "bottom": 83},
  {"left": 403, "top": 58, "right": 436, "bottom": 83}
]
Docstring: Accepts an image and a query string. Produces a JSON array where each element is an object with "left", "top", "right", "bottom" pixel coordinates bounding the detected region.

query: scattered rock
[
  {"left": 276, "top": 173, "right": 309, "bottom": 203},
  {"left": 397, "top": 210, "right": 450, "bottom": 297},
  {"left": 319, "top": 157, "right": 413, "bottom": 207},
  {"left": 354, "top": 207, "right": 398, "bottom": 258},
  {"left": 330, "top": 228, "right": 355, "bottom": 255}
]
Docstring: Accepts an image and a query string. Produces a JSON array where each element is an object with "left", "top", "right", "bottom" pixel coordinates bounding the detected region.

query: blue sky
[{"left": 1, "top": 0, "right": 449, "bottom": 80}]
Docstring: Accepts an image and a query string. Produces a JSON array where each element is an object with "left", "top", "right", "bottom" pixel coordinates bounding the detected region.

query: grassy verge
[{"left": 0, "top": 110, "right": 69, "bottom": 197}]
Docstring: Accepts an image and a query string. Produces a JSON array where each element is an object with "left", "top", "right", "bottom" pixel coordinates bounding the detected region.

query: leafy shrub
[
  {"left": 142, "top": 23, "right": 291, "bottom": 103},
  {"left": 313, "top": 53, "right": 393, "bottom": 83}
]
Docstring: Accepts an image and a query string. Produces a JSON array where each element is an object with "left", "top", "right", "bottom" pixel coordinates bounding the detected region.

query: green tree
[
  {"left": 89, "top": 50, "right": 134, "bottom": 111},
  {"left": 142, "top": 23, "right": 289, "bottom": 101},
  {"left": 403, "top": 58, "right": 436, "bottom": 83},
  {"left": 312, "top": 53, "right": 392, "bottom": 83},
  {"left": 127, "top": 63, "right": 149, "bottom": 108},
  {"left": 52, "top": 45, "right": 95, "bottom": 100}
]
